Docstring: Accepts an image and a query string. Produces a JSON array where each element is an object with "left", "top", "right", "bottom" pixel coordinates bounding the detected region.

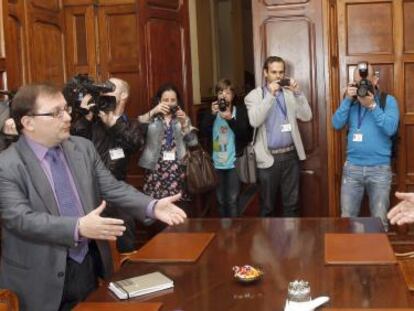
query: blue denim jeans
[
  {"left": 216, "top": 168, "right": 240, "bottom": 217},
  {"left": 340, "top": 162, "right": 392, "bottom": 229}
]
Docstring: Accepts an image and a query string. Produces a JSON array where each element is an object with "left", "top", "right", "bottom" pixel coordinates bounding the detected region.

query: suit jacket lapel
[
  {"left": 62, "top": 138, "right": 93, "bottom": 214},
  {"left": 15, "top": 138, "right": 60, "bottom": 216}
]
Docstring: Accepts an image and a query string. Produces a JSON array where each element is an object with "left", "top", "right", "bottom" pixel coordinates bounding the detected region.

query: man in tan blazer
[{"left": 245, "top": 56, "right": 312, "bottom": 217}]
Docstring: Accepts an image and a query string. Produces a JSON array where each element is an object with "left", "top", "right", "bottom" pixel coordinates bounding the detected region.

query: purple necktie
[{"left": 46, "top": 147, "right": 88, "bottom": 263}]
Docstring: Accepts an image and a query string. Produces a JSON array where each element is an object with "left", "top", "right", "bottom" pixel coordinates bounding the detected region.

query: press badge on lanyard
[
  {"left": 281, "top": 123, "right": 292, "bottom": 132},
  {"left": 163, "top": 151, "right": 175, "bottom": 161},
  {"left": 352, "top": 132, "right": 363, "bottom": 142},
  {"left": 109, "top": 148, "right": 125, "bottom": 160},
  {"left": 163, "top": 124, "right": 175, "bottom": 161},
  {"left": 353, "top": 105, "right": 367, "bottom": 142},
  {"left": 276, "top": 96, "right": 292, "bottom": 133}
]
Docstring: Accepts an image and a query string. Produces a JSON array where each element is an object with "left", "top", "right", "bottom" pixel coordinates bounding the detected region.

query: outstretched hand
[
  {"left": 387, "top": 192, "right": 414, "bottom": 225},
  {"left": 154, "top": 193, "right": 187, "bottom": 226},
  {"left": 79, "top": 201, "right": 126, "bottom": 240}
]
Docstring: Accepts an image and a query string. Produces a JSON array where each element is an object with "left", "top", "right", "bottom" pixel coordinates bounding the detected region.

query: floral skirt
[{"left": 143, "top": 159, "right": 190, "bottom": 201}]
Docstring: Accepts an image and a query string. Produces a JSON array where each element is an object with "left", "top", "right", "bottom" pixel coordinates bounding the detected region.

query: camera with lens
[
  {"left": 277, "top": 78, "right": 291, "bottom": 87},
  {"left": 169, "top": 105, "right": 179, "bottom": 116},
  {"left": 218, "top": 98, "right": 229, "bottom": 112},
  {"left": 353, "top": 62, "right": 375, "bottom": 98},
  {"left": 63, "top": 74, "right": 117, "bottom": 115}
]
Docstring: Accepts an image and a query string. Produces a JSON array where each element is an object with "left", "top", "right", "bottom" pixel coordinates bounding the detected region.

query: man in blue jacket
[{"left": 332, "top": 61, "right": 399, "bottom": 229}]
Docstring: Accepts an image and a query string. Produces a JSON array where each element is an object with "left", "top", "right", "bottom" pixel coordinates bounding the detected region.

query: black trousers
[
  {"left": 59, "top": 243, "right": 100, "bottom": 311},
  {"left": 257, "top": 150, "right": 300, "bottom": 217}
]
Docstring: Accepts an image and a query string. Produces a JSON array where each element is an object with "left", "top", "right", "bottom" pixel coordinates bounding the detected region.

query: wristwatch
[{"left": 369, "top": 102, "right": 377, "bottom": 111}]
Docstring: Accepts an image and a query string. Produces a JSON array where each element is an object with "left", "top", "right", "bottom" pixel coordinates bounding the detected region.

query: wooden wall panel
[
  {"left": 252, "top": 0, "right": 328, "bottom": 216},
  {"left": 404, "top": 63, "right": 414, "bottom": 113},
  {"left": 405, "top": 126, "right": 414, "bottom": 179},
  {"left": 31, "top": 0, "right": 60, "bottom": 11},
  {"left": 4, "top": 0, "right": 66, "bottom": 87},
  {"left": 139, "top": 0, "right": 193, "bottom": 115},
  {"left": 4, "top": 1, "right": 26, "bottom": 90},
  {"left": 146, "top": 19, "right": 184, "bottom": 100},
  {"left": 5, "top": 15, "right": 24, "bottom": 89},
  {"left": 147, "top": 0, "right": 180, "bottom": 10},
  {"left": 64, "top": 4, "right": 96, "bottom": 79},
  {"left": 403, "top": 0, "right": 414, "bottom": 53},
  {"left": 31, "top": 22, "right": 65, "bottom": 84},
  {"left": 346, "top": 2, "right": 393, "bottom": 55}
]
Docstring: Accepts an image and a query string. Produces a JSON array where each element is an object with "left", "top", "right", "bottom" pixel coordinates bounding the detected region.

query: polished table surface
[{"left": 87, "top": 218, "right": 414, "bottom": 310}]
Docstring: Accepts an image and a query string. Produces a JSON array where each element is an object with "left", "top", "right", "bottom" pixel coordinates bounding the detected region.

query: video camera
[
  {"left": 63, "top": 74, "right": 117, "bottom": 115},
  {"left": 354, "top": 62, "right": 374, "bottom": 97}
]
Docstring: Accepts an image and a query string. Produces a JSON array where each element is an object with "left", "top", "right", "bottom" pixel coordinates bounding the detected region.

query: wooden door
[
  {"left": 251, "top": 0, "right": 329, "bottom": 216},
  {"left": 4, "top": 0, "right": 66, "bottom": 89},
  {"left": 332, "top": 0, "right": 412, "bottom": 211}
]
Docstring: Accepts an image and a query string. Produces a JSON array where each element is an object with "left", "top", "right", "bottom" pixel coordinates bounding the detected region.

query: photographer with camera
[
  {"left": 200, "top": 79, "right": 253, "bottom": 217},
  {"left": 332, "top": 61, "right": 400, "bottom": 229},
  {"left": 138, "top": 83, "right": 198, "bottom": 215},
  {"left": 71, "top": 77, "right": 144, "bottom": 252},
  {"left": 245, "top": 56, "right": 312, "bottom": 217}
]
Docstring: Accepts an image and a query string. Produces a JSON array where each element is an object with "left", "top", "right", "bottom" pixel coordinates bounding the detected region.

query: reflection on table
[{"left": 87, "top": 217, "right": 414, "bottom": 310}]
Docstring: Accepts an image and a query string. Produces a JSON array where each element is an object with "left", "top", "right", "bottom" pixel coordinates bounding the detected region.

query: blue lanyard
[
  {"left": 276, "top": 96, "right": 288, "bottom": 120},
  {"left": 357, "top": 104, "right": 368, "bottom": 130},
  {"left": 165, "top": 123, "right": 174, "bottom": 148},
  {"left": 262, "top": 86, "right": 288, "bottom": 120}
]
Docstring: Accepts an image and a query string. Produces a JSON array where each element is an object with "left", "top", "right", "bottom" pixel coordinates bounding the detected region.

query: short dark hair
[
  {"left": 11, "top": 84, "right": 60, "bottom": 133},
  {"left": 151, "top": 83, "right": 184, "bottom": 109},
  {"left": 214, "top": 78, "right": 235, "bottom": 95},
  {"left": 263, "top": 56, "right": 286, "bottom": 72}
]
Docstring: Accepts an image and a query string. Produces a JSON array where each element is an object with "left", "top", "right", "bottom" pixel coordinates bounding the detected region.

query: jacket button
[{"left": 57, "top": 272, "right": 65, "bottom": 278}]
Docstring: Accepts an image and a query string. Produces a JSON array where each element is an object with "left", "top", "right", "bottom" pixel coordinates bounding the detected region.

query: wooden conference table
[{"left": 87, "top": 218, "right": 414, "bottom": 310}]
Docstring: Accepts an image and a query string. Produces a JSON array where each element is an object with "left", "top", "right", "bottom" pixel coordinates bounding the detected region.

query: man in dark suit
[{"left": 0, "top": 84, "right": 186, "bottom": 311}]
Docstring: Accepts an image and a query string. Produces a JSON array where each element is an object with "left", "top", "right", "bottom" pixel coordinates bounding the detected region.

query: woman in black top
[{"left": 201, "top": 79, "right": 253, "bottom": 217}]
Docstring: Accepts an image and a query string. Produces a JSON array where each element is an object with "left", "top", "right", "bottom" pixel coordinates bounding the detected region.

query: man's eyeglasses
[{"left": 29, "top": 106, "right": 72, "bottom": 119}]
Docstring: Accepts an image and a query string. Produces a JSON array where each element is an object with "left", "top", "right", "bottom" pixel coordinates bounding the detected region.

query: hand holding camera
[
  {"left": 152, "top": 102, "right": 170, "bottom": 116},
  {"left": 211, "top": 101, "right": 219, "bottom": 115}
]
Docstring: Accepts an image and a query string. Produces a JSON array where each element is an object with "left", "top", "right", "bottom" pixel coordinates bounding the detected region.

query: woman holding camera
[
  {"left": 200, "top": 79, "right": 253, "bottom": 217},
  {"left": 138, "top": 83, "right": 198, "bottom": 209}
]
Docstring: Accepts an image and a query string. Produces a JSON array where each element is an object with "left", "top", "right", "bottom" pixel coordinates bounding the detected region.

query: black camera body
[
  {"left": 169, "top": 105, "right": 179, "bottom": 116},
  {"left": 354, "top": 62, "right": 374, "bottom": 98},
  {"left": 63, "top": 74, "right": 117, "bottom": 115},
  {"left": 218, "top": 98, "right": 229, "bottom": 112},
  {"left": 278, "top": 78, "right": 291, "bottom": 87},
  {"left": 356, "top": 79, "right": 374, "bottom": 97}
]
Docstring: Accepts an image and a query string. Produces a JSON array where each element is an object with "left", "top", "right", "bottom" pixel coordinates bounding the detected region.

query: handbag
[
  {"left": 184, "top": 145, "right": 217, "bottom": 194},
  {"left": 236, "top": 128, "right": 257, "bottom": 184}
]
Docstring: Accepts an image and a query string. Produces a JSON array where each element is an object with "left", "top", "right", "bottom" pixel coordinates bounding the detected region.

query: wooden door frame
[{"left": 325, "top": 0, "right": 342, "bottom": 216}]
